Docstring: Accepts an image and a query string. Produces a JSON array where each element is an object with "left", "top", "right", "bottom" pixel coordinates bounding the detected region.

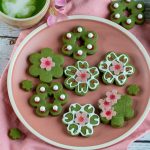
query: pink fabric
[{"left": 0, "top": 0, "right": 150, "bottom": 150}]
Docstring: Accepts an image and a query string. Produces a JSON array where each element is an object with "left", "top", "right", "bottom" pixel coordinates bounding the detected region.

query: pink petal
[
  {"left": 40, "top": 63, "right": 46, "bottom": 69},
  {"left": 55, "top": 0, "right": 67, "bottom": 7},
  {"left": 81, "top": 112, "right": 88, "bottom": 118},
  {"left": 41, "top": 58, "right": 47, "bottom": 63},
  {"left": 76, "top": 112, "right": 81, "bottom": 118},
  {"left": 106, "top": 91, "right": 111, "bottom": 97},
  {"left": 46, "top": 66, "right": 52, "bottom": 71},
  {"left": 47, "top": 15, "right": 57, "bottom": 26},
  {"left": 112, "top": 60, "right": 118, "bottom": 66},
  {"left": 76, "top": 77, "right": 82, "bottom": 82}
]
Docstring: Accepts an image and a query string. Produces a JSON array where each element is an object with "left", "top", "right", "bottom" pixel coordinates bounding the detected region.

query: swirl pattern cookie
[
  {"left": 62, "top": 103, "right": 100, "bottom": 137},
  {"left": 64, "top": 61, "right": 100, "bottom": 96},
  {"left": 29, "top": 82, "right": 68, "bottom": 117},
  {"left": 98, "top": 52, "right": 135, "bottom": 86},
  {"left": 109, "top": 0, "right": 145, "bottom": 30},
  {"left": 28, "top": 48, "right": 64, "bottom": 83},
  {"left": 62, "top": 26, "right": 98, "bottom": 60},
  {"left": 98, "top": 90, "right": 134, "bottom": 127}
]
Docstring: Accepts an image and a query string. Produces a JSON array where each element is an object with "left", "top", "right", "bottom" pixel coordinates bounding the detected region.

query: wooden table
[{"left": 0, "top": 21, "right": 150, "bottom": 150}]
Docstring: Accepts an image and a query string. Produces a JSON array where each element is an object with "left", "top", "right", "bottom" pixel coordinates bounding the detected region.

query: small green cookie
[
  {"left": 109, "top": 0, "right": 145, "bottom": 30},
  {"left": 21, "top": 80, "right": 33, "bottom": 91},
  {"left": 98, "top": 51, "right": 135, "bottom": 86},
  {"left": 62, "top": 26, "right": 98, "bottom": 60},
  {"left": 28, "top": 48, "right": 64, "bottom": 83},
  {"left": 127, "top": 84, "right": 140, "bottom": 96},
  {"left": 62, "top": 103, "right": 100, "bottom": 137},
  {"left": 8, "top": 128, "right": 22, "bottom": 140},
  {"left": 64, "top": 61, "right": 100, "bottom": 96}
]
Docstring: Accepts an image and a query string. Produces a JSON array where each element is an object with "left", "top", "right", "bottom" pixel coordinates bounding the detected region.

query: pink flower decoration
[
  {"left": 100, "top": 108, "right": 116, "bottom": 120},
  {"left": 75, "top": 112, "right": 89, "bottom": 126},
  {"left": 75, "top": 70, "right": 91, "bottom": 83},
  {"left": 110, "top": 60, "right": 124, "bottom": 75},
  {"left": 98, "top": 99, "right": 112, "bottom": 110},
  {"left": 40, "top": 57, "right": 55, "bottom": 71},
  {"left": 106, "top": 90, "right": 121, "bottom": 105}
]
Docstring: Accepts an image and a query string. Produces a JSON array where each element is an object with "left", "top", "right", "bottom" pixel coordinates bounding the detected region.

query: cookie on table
[
  {"left": 109, "top": 0, "right": 145, "bottom": 30},
  {"left": 62, "top": 26, "right": 98, "bottom": 60},
  {"left": 62, "top": 103, "right": 100, "bottom": 137},
  {"left": 64, "top": 61, "right": 100, "bottom": 96},
  {"left": 98, "top": 90, "right": 134, "bottom": 127},
  {"left": 28, "top": 48, "right": 64, "bottom": 83},
  {"left": 127, "top": 84, "right": 140, "bottom": 96},
  {"left": 29, "top": 82, "right": 68, "bottom": 117},
  {"left": 98, "top": 51, "right": 135, "bottom": 86}
]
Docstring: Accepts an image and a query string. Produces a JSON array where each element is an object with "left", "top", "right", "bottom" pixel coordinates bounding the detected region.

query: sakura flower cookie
[
  {"left": 62, "top": 26, "right": 98, "bottom": 60},
  {"left": 64, "top": 61, "right": 100, "bottom": 96},
  {"left": 109, "top": 0, "right": 145, "bottom": 30},
  {"left": 28, "top": 48, "right": 64, "bottom": 83},
  {"left": 98, "top": 52, "right": 135, "bottom": 86},
  {"left": 62, "top": 103, "right": 100, "bottom": 137},
  {"left": 98, "top": 90, "right": 134, "bottom": 127}
]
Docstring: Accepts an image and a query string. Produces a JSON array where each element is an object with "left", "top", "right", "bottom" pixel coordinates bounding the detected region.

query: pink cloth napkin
[{"left": 0, "top": 0, "right": 150, "bottom": 150}]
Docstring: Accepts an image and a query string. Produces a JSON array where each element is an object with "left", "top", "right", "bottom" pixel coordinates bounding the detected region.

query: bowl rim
[{"left": 0, "top": 0, "right": 50, "bottom": 21}]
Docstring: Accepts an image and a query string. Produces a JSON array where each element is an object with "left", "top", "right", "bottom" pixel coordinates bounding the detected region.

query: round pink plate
[{"left": 7, "top": 16, "right": 150, "bottom": 149}]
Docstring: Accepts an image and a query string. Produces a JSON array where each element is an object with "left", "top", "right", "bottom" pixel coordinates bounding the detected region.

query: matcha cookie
[
  {"left": 8, "top": 128, "right": 23, "bottom": 140},
  {"left": 127, "top": 84, "right": 140, "bottom": 96},
  {"left": 62, "top": 26, "right": 98, "bottom": 60},
  {"left": 28, "top": 48, "right": 64, "bottom": 83},
  {"left": 98, "top": 52, "right": 135, "bottom": 86},
  {"left": 62, "top": 103, "right": 100, "bottom": 137},
  {"left": 109, "top": 0, "right": 145, "bottom": 30},
  {"left": 21, "top": 80, "right": 33, "bottom": 91},
  {"left": 98, "top": 90, "right": 134, "bottom": 127},
  {"left": 64, "top": 61, "right": 100, "bottom": 96}
]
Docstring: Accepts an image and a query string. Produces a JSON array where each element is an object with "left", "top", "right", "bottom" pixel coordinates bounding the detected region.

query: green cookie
[
  {"left": 21, "top": 80, "right": 33, "bottom": 91},
  {"left": 127, "top": 84, "right": 140, "bottom": 96},
  {"left": 8, "top": 128, "right": 23, "bottom": 140}
]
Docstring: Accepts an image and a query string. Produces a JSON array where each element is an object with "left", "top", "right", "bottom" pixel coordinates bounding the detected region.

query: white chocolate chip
[
  {"left": 66, "top": 33, "right": 72, "bottom": 38},
  {"left": 66, "top": 45, "right": 72, "bottom": 51},
  {"left": 34, "top": 96, "right": 40, "bottom": 102},
  {"left": 126, "top": 0, "right": 131, "bottom": 2},
  {"left": 53, "top": 105, "right": 58, "bottom": 111},
  {"left": 40, "top": 106, "right": 46, "bottom": 112},
  {"left": 115, "top": 13, "right": 120, "bottom": 19},
  {"left": 137, "top": 3, "right": 142, "bottom": 9},
  {"left": 60, "top": 94, "right": 66, "bottom": 100},
  {"left": 137, "top": 14, "right": 143, "bottom": 19},
  {"left": 126, "top": 19, "right": 132, "bottom": 24},
  {"left": 87, "top": 44, "right": 93, "bottom": 50},
  {"left": 40, "top": 87, "right": 46, "bottom": 92},
  {"left": 53, "top": 85, "right": 59, "bottom": 91},
  {"left": 77, "top": 27, "right": 83, "bottom": 33},
  {"left": 113, "top": 3, "right": 119, "bottom": 8},
  {"left": 77, "top": 50, "right": 83, "bottom": 56},
  {"left": 88, "top": 33, "right": 94, "bottom": 38}
]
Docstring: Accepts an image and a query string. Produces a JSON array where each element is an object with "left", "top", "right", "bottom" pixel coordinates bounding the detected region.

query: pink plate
[{"left": 7, "top": 16, "right": 150, "bottom": 149}]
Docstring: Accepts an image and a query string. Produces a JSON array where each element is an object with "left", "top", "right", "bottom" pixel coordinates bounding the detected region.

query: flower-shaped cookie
[
  {"left": 8, "top": 128, "right": 23, "bottom": 140},
  {"left": 98, "top": 52, "right": 135, "bottom": 86},
  {"left": 109, "top": 0, "right": 145, "bottom": 30},
  {"left": 28, "top": 48, "right": 64, "bottom": 83},
  {"left": 29, "top": 82, "right": 68, "bottom": 117},
  {"left": 62, "top": 103, "right": 100, "bottom": 137},
  {"left": 64, "top": 61, "right": 100, "bottom": 96},
  {"left": 127, "top": 84, "right": 140, "bottom": 96},
  {"left": 98, "top": 90, "right": 134, "bottom": 127},
  {"left": 21, "top": 80, "right": 33, "bottom": 91},
  {"left": 62, "top": 26, "right": 98, "bottom": 60}
]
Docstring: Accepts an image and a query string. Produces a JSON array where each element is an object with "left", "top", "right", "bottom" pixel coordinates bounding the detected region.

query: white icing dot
[
  {"left": 60, "top": 94, "right": 66, "bottom": 100},
  {"left": 77, "top": 27, "right": 83, "bottom": 33},
  {"left": 113, "top": 3, "right": 119, "bottom": 8},
  {"left": 66, "top": 45, "right": 72, "bottom": 51},
  {"left": 88, "top": 33, "right": 94, "bottom": 38},
  {"left": 53, "top": 105, "right": 58, "bottom": 111},
  {"left": 115, "top": 13, "right": 120, "bottom": 19},
  {"left": 40, "top": 106, "right": 46, "bottom": 112},
  {"left": 137, "top": 14, "right": 143, "bottom": 19},
  {"left": 34, "top": 96, "right": 40, "bottom": 102},
  {"left": 77, "top": 50, "right": 83, "bottom": 56},
  {"left": 137, "top": 3, "right": 142, "bottom": 9},
  {"left": 40, "top": 87, "right": 46, "bottom": 92},
  {"left": 66, "top": 33, "right": 72, "bottom": 38},
  {"left": 53, "top": 85, "right": 59, "bottom": 91},
  {"left": 126, "top": 0, "right": 131, "bottom": 2},
  {"left": 87, "top": 44, "right": 93, "bottom": 50},
  {"left": 126, "top": 19, "right": 132, "bottom": 24}
]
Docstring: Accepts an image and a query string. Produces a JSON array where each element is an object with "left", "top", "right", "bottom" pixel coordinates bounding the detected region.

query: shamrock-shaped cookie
[
  {"left": 29, "top": 82, "right": 68, "bottom": 117},
  {"left": 21, "top": 80, "right": 33, "bottom": 91},
  {"left": 28, "top": 48, "right": 64, "bottom": 83},
  {"left": 127, "top": 84, "right": 140, "bottom": 96},
  {"left": 98, "top": 90, "right": 134, "bottom": 127},
  {"left": 62, "top": 103, "right": 100, "bottom": 137},
  {"left": 98, "top": 52, "right": 135, "bottom": 86},
  {"left": 62, "top": 26, "right": 98, "bottom": 60},
  {"left": 109, "top": 0, "right": 145, "bottom": 30},
  {"left": 8, "top": 128, "right": 23, "bottom": 140},
  {"left": 64, "top": 61, "right": 100, "bottom": 96}
]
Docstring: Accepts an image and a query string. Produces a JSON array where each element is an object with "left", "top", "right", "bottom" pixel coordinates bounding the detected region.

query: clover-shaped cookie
[
  {"left": 127, "top": 84, "right": 140, "bottom": 96},
  {"left": 98, "top": 52, "right": 135, "bottom": 86},
  {"left": 98, "top": 90, "right": 134, "bottom": 127},
  {"left": 28, "top": 48, "right": 64, "bottom": 83},
  {"left": 29, "top": 82, "right": 68, "bottom": 117},
  {"left": 21, "top": 80, "right": 33, "bottom": 91},
  {"left": 62, "top": 103, "right": 100, "bottom": 137},
  {"left": 64, "top": 61, "right": 100, "bottom": 96},
  {"left": 8, "top": 128, "right": 23, "bottom": 140},
  {"left": 62, "top": 26, "right": 98, "bottom": 60},
  {"left": 109, "top": 0, "right": 145, "bottom": 30}
]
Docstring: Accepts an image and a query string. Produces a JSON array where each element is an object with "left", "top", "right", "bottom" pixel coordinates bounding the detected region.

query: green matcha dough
[
  {"left": 109, "top": 0, "right": 145, "bottom": 30},
  {"left": 21, "top": 80, "right": 33, "bottom": 91},
  {"left": 29, "top": 82, "right": 68, "bottom": 117},
  {"left": 127, "top": 84, "right": 140, "bottom": 96},
  {"left": 8, "top": 128, "right": 23, "bottom": 140},
  {"left": 28, "top": 48, "right": 64, "bottom": 83},
  {"left": 62, "top": 26, "right": 98, "bottom": 60}
]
